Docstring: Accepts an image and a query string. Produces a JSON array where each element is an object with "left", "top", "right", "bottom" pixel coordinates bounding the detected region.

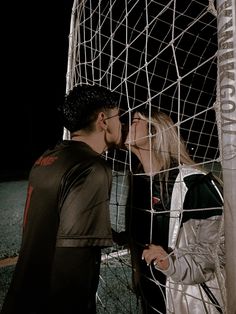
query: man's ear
[{"left": 97, "top": 112, "right": 107, "bottom": 131}]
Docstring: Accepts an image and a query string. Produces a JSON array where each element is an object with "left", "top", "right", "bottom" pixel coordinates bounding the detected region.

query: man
[{"left": 2, "top": 84, "right": 122, "bottom": 314}]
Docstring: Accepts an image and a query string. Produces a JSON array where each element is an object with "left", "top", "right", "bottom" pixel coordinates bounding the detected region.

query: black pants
[
  {"left": 132, "top": 251, "right": 166, "bottom": 314},
  {"left": 139, "top": 270, "right": 166, "bottom": 314},
  {"left": 49, "top": 246, "right": 101, "bottom": 314}
]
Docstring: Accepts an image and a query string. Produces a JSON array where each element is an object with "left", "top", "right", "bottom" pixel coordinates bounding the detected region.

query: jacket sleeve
[
  {"left": 161, "top": 215, "right": 225, "bottom": 284},
  {"left": 159, "top": 173, "right": 225, "bottom": 284}
]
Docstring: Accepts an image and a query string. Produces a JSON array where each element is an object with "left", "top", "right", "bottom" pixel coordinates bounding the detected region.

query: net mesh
[{"left": 66, "top": 0, "right": 226, "bottom": 312}]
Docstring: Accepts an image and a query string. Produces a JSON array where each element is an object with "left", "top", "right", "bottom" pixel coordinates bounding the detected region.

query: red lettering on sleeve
[{"left": 23, "top": 185, "right": 34, "bottom": 229}]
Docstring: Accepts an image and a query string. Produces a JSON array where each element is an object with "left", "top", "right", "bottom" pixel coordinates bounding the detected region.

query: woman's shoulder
[{"left": 180, "top": 165, "right": 204, "bottom": 179}]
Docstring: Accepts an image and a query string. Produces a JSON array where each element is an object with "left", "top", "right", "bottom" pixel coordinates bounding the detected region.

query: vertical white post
[
  {"left": 63, "top": 0, "right": 79, "bottom": 140},
  {"left": 216, "top": 1, "right": 236, "bottom": 313}
]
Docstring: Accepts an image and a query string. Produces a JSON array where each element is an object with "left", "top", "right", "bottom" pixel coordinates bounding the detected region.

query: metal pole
[
  {"left": 63, "top": 0, "right": 79, "bottom": 140},
  {"left": 216, "top": 1, "right": 236, "bottom": 313}
]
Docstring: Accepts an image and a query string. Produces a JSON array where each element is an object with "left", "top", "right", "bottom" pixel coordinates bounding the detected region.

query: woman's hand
[{"left": 142, "top": 244, "right": 170, "bottom": 271}]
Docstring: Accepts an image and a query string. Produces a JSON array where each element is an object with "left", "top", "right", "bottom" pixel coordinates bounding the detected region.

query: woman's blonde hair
[{"left": 137, "top": 108, "right": 195, "bottom": 172}]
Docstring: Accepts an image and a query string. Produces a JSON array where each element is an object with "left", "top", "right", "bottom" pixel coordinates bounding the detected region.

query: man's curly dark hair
[{"left": 59, "top": 84, "right": 120, "bottom": 132}]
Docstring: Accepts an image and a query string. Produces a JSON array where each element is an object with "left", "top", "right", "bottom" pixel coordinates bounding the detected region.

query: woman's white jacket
[{"left": 159, "top": 166, "right": 225, "bottom": 314}]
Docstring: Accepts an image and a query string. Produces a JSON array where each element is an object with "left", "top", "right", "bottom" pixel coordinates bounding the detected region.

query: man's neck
[{"left": 71, "top": 132, "right": 107, "bottom": 154}]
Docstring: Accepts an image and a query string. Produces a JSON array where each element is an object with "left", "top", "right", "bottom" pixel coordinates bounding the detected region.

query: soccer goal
[{"left": 65, "top": 0, "right": 236, "bottom": 313}]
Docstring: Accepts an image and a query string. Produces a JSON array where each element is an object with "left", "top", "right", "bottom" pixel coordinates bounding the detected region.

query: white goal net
[{"left": 65, "top": 0, "right": 236, "bottom": 313}]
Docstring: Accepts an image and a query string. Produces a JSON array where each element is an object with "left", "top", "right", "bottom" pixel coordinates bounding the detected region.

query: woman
[{"left": 125, "top": 108, "right": 225, "bottom": 314}]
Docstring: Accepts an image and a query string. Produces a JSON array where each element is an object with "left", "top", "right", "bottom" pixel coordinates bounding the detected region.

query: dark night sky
[
  {"left": 0, "top": 0, "right": 74, "bottom": 180},
  {"left": 0, "top": 1, "right": 219, "bottom": 180}
]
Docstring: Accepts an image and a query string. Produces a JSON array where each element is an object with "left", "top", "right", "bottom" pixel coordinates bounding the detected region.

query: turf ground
[{"left": 0, "top": 180, "right": 140, "bottom": 313}]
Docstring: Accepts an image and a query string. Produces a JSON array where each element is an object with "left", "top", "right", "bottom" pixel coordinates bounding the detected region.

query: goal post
[
  {"left": 216, "top": 0, "right": 236, "bottom": 313},
  {"left": 63, "top": 0, "right": 235, "bottom": 313}
]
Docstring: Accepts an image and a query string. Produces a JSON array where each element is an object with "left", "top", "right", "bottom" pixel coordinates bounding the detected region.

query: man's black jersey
[{"left": 2, "top": 140, "right": 113, "bottom": 314}]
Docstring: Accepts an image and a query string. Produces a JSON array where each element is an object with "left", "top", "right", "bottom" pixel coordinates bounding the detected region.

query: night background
[
  {"left": 0, "top": 1, "right": 226, "bottom": 312},
  {"left": 0, "top": 0, "right": 220, "bottom": 182},
  {"left": 0, "top": 0, "right": 74, "bottom": 181}
]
